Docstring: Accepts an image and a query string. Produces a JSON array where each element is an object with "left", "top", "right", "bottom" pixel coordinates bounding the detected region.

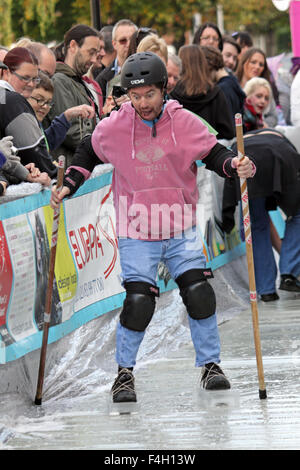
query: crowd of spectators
[{"left": 1, "top": 18, "right": 300, "bottom": 299}]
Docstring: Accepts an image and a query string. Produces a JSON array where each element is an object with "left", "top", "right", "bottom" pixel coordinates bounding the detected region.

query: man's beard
[{"left": 73, "top": 50, "right": 89, "bottom": 77}]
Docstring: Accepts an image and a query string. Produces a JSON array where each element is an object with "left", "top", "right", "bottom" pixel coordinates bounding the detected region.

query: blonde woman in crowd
[
  {"left": 243, "top": 77, "right": 272, "bottom": 132},
  {"left": 136, "top": 34, "right": 168, "bottom": 64}
]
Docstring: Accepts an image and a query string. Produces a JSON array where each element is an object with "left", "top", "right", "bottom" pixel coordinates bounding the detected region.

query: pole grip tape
[{"left": 44, "top": 312, "right": 51, "bottom": 324}]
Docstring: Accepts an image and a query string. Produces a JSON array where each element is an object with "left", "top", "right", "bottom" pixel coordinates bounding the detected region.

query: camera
[{"left": 112, "top": 85, "right": 127, "bottom": 98}]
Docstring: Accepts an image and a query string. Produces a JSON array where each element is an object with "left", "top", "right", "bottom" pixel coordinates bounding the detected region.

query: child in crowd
[{"left": 27, "top": 72, "right": 94, "bottom": 153}]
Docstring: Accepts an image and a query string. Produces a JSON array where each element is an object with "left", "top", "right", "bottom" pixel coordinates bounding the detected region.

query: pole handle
[
  {"left": 56, "top": 155, "right": 65, "bottom": 190},
  {"left": 234, "top": 114, "right": 267, "bottom": 399},
  {"left": 235, "top": 113, "right": 245, "bottom": 161},
  {"left": 34, "top": 156, "right": 65, "bottom": 405}
]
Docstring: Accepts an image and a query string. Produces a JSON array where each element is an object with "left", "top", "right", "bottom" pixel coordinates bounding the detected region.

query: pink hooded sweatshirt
[{"left": 91, "top": 99, "right": 217, "bottom": 240}]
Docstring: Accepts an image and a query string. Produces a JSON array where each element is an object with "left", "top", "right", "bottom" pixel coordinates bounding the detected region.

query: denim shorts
[{"left": 118, "top": 226, "right": 208, "bottom": 285}]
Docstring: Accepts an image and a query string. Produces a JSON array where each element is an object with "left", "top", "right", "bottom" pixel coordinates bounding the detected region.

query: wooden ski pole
[
  {"left": 35, "top": 156, "right": 65, "bottom": 405},
  {"left": 235, "top": 114, "right": 267, "bottom": 399}
]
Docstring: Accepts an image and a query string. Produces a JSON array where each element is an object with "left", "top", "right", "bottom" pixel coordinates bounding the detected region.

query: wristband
[{"left": 63, "top": 168, "right": 85, "bottom": 196}]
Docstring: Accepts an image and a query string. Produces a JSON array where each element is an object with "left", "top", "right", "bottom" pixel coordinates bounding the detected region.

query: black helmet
[{"left": 121, "top": 51, "right": 168, "bottom": 90}]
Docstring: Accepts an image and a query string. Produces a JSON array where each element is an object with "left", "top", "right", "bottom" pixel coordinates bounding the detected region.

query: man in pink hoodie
[{"left": 51, "top": 52, "right": 255, "bottom": 404}]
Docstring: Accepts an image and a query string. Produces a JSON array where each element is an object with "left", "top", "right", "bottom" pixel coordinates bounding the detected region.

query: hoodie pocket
[{"left": 129, "top": 187, "right": 193, "bottom": 238}]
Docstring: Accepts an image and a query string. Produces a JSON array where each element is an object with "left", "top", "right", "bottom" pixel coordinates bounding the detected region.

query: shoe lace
[
  {"left": 201, "top": 363, "right": 224, "bottom": 385},
  {"left": 112, "top": 368, "right": 135, "bottom": 397}
]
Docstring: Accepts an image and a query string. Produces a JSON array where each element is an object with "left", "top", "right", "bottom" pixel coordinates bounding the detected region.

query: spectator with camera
[
  {"left": 28, "top": 71, "right": 95, "bottom": 153},
  {"left": 43, "top": 24, "right": 101, "bottom": 167}
]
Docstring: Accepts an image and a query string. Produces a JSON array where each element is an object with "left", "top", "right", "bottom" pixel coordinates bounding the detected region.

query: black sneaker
[
  {"left": 111, "top": 368, "right": 137, "bottom": 403},
  {"left": 201, "top": 363, "right": 231, "bottom": 390},
  {"left": 260, "top": 292, "right": 279, "bottom": 302},
  {"left": 279, "top": 275, "right": 300, "bottom": 292}
]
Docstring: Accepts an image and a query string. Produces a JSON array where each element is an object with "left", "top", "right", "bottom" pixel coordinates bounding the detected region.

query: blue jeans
[
  {"left": 247, "top": 198, "right": 300, "bottom": 295},
  {"left": 279, "top": 213, "right": 300, "bottom": 276},
  {"left": 116, "top": 227, "right": 221, "bottom": 368}
]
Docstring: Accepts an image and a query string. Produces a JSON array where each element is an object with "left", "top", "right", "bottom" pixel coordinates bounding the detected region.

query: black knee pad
[
  {"left": 119, "top": 282, "right": 159, "bottom": 332},
  {"left": 176, "top": 269, "right": 216, "bottom": 320}
]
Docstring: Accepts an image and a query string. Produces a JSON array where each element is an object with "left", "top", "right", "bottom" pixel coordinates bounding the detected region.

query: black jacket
[
  {"left": 170, "top": 83, "right": 235, "bottom": 140},
  {"left": 222, "top": 129, "right": 300, "bottom": 233},
  {"left": 95, "top": 60, "right": 115, "bottom": 102},
  {"left": 217, "top": 74, "right": 246, "bottom": 125}
]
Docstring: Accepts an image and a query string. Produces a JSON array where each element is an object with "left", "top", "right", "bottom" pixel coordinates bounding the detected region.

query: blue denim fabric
[
  {"left": 116, "top": 227, "right": 221, "bottom": 368},
  {"left": 279, "top": 212, "right": 300, "bottom": 276},
  {"left": 247, "top": 198, "right": 300, "bottom": 295},
  {"left": 248, "top": 198, "right": 278, "bottom": 295}
]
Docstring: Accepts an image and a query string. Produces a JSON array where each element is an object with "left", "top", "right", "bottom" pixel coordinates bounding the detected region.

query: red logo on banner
[
  {"left": 97, "top": 187, "right": 118, "bottom": 279},
  {"left": 69, "top": 224, "right": 104, "bottom": 270},
  {"left": 0, "top": 222, "right": 13, "bottom": 327},
  {"left": 68, "top": 187, "right": 118, "bottom": 279}
]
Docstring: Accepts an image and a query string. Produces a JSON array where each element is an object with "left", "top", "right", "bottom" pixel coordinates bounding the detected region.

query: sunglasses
[{"left": 117, "top": 37, "right": 131, "bottom": 45}]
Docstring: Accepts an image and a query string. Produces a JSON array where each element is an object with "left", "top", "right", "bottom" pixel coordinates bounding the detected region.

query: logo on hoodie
[
  {"left": 135, "top": 145, "right": 168, "bottom": 180},
  {"left": 136, "top": 146, "right": 164, "bottom": 164}
]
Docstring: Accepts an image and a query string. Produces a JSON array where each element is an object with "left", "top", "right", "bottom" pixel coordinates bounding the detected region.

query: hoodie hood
[
  {"left": 170, "top": 82, "right": 235, "bottom": 140},
  {"left": 170, "top": 84, "right": 220, "bottom": 114},
  {"left": 121, "top": 99, "right": 182, "bottom": 159}
]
